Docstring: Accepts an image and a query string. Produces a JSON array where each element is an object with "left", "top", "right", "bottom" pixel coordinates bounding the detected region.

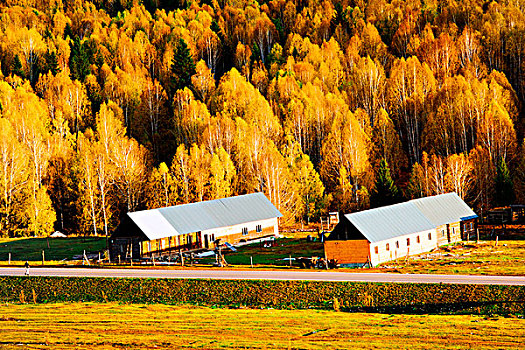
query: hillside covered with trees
[{"left": 0, "top": 0, "right": 524, "bottom": 237}]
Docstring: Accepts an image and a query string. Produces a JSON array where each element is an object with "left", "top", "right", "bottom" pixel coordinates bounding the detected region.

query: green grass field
[
  {"left": 205, "top": 238, "right": 324, "bottom": 266},
  {"left": 0, "top": 303, "right": 523, "bottom": 349},
  {"left": 0, "top": 237, "right": 106, "bottom": 262}
]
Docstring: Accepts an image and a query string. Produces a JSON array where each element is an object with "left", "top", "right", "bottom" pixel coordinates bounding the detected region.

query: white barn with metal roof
[
  {"left": 110, "top": 193, "right": 282, "bottom": 260},
  {"left": 325, "top": 193, "right": 478, "bottom": 267}
]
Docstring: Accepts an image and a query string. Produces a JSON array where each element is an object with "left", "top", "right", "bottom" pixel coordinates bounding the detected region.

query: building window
[
  {"left": 395, "top": 241, "right": 399, "bottom": 249},
  {"left": 442, "top": 230, "right": 445, "bottom": 237},
  {"left": 417, "top": 236, "right": 420, "bottom": 244},
  {"left": 386, "top": 243, "right": 390, "bottom": 251},
  {"left": 242, "top": 227, "right": 248, "bottom": 235},
  {"left": 428, "top": 232, "right": 432, "bottom": 240},
  {"left": 406, "top": 238, "right": 410, "bottom": 246},
  {"left": 256, "top": 225, "right": 262, "bottom": 233},
  {"left": 470, "top": 222, "right": 473, "bottom": 230},
  {"left": 374, "top": 246, "right": 379, "bottom": 254}
]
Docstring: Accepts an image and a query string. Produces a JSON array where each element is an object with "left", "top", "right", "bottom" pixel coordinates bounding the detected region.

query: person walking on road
[{"left": 24, "top": 261, "right": 30, "bottom": 276}]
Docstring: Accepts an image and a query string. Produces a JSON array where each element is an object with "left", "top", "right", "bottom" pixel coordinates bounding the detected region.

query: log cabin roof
[{"left": 127, "top": 193, "right": 282, "bottom": 240}]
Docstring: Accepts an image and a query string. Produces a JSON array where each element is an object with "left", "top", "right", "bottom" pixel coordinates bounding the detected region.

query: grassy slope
[
  {"left": 0, "top": 303, "right": 523, "bottom": 349},
  {"left": 0, "top": 237, "right": 106, "bottom": 262}
]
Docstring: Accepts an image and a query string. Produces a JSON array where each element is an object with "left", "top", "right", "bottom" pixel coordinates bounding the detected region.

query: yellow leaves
[
  {"left": 191, "top": 60, "right": 216, "bottom": 104},
  {"left": 234, "top": 42, "right": 252, "bottom": 79},
  {"left": 0, "top": 117, "right": 31, "bottom": 236},
  {"left": 287, "top": 36, "right": 344, "bottom": 91},
  {"left": 477, "top": 100, "right": 517, "bottom": 162},
  {"left": 36, "top": 70, "right": 90, "bottom": 136},
  {"left": 444, "top": 153, "right": 473, "bottom": 199},
  {"left": 159, "top": 162, "right": 169, "bottom": 175},
  {"left": 387, "top": 55, "right": 436, "bottom": 164},
  {"left": 321, "top": 110, "right": 372, "bottom": 211},
  {"left": 26, "top": 186, "right": 56, "bottom": 237},
  {"left": 174, "top": 88, "right": 210, "bottom": 147},
  {"left": 349, "top": 56, "right": 386, "bottom": 125},
  {"left": 372, "top": 108, "right": 406, "bottom": 177},
  {"left": 96, "top": 102, "right": 125, "bottom": 154},
  {"left": 209, "top": 147, "right": 236, "bottom": 200},
  {"left": 215, "top": 68, "right": 281, "bottom": 140}
]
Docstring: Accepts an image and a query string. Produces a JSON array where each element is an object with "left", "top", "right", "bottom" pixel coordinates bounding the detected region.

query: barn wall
[
  {"left": 368, "top": 229, "right": 438, "bottom": 266},
  {"left": 448, "top": 222, "right": 461, "bottom": 243},
  {"left": 324, "top": 240, "right": 370, "bottom": 264},
  {"left": 436, "top": 224, "right": 448, "bottom": 245},
  {"left": 141, "top": 231, "right": 200, "bottom": 257},
  {"left": 461, "top": 219, "right": 477, "bottom": 240},
  {"left": 202, "top": 217, "right": 278, "bottom": 245},
  {"left": 436, "top": 222, "right": 462, "bottom": 246}
]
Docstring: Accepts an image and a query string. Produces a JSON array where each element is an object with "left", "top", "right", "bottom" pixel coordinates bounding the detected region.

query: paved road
[{"left": 0, "top": 267, "right": 524, "bottom": 285}]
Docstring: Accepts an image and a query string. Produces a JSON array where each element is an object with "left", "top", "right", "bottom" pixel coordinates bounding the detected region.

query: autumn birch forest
[{"left": 0, "top": 0, "right": 524, "bottom": 237}]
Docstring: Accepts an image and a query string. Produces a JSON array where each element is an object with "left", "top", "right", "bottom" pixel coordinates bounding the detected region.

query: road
[{"left": 0, "top": 267, "right": 524, "bottom": 285}]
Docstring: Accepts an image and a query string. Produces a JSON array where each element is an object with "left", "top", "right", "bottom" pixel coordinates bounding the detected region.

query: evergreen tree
[
  {"left": 43, "top": 50, "right": 59, "bottom": 75},
  {"left": 12, "top": 54, "right": 24, "bottom": 78},
  {"left": 70, "top": 37, "right": 91, "bottom": 82},
  {"left": 63, "top": 23, "right": 73, "bottom": 39},
  {"left": 370, "top": 158, "right": 400, "bottom": 208},
  {"left": 170, "top": 39, "right": 196, "bottom": 95},
  {"left": 494, "top": 157, "right": 515, "bottom": 207}
]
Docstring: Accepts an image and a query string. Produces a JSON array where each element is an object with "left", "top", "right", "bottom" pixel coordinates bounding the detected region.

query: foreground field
[
  {"left": 382, "top": 241, "right": 525, "bottom": 276},
  {"left": 0, "top": 303, "right": 523, "bottom": 349}
]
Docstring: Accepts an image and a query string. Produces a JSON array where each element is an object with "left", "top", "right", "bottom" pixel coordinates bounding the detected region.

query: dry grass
[
  {"left": 0, "top": 303, "right": 523, "bottom": 349},
  {"left": 380, "top": 240, "right": 525, "bottom": 276}
]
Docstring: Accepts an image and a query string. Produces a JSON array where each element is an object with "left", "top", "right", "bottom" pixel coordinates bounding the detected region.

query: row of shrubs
[{"left": 1, "top": 277, "right": 523, "bottom": 315}]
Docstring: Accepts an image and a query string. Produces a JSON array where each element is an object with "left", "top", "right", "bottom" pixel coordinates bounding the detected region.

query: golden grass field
[
  {"left": 380, "top": 240, "right": 525, "bottom": 276},
  {"left": 0, "top": 303, "right": 523, "bottom": 349}
]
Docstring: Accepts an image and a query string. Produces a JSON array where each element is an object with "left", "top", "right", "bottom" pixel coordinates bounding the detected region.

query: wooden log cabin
[
  {"left": 324, "top": 193, "right": 478, "bottom": 267},
  {"left": 110, "top": 193, "right": 282, "bottom": 261}
]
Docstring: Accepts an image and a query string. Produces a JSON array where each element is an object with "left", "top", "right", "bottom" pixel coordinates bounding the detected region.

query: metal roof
[
  {"left": 128, "top": 209, "right": 180, "bottom": 240},
  {"left": 128, "top": 193, "right": 282, "bottom": 240},
  {"left": 345, "top": 201, "right": 436, "bottom": 243},
  {"left": 411, "top": 192, "right": 477, "bottom": 226},
  {"left": 344, "top": 193, "right": 477, "bottom": 243}
]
